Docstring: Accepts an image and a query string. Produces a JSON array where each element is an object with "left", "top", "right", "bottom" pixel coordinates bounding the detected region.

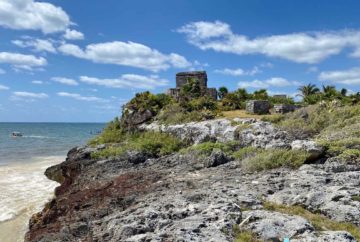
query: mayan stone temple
[{"left": 167, "top": 71, "right": 217, "bottom": 100}]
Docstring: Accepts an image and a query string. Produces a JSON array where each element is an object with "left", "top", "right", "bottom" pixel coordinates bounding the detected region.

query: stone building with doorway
[{"left": 167, "top": 71, "right": 217, "bottom": 100}]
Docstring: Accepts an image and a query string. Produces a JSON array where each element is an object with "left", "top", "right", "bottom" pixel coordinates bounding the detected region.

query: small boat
[{"left": 11, "top": 132, "right": 23, "bottom": 137}]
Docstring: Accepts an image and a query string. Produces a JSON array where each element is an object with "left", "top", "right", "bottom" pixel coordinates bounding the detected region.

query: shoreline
[{"left": 0, "top": 156, "right": 63, "bottom": 242}]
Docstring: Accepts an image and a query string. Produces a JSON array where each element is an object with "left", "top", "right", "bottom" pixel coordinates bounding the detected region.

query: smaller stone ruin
[
  {"left": 246, "top": 100, "right": 270, "bottom": 115},
  {"left": 274, "top": 104, "right": 296, "bottom": 114}
]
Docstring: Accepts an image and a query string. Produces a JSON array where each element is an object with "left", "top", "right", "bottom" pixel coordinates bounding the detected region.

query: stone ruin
[
  {"left": 167, "top": 71, "right": 217, "bottom": 100},
  {"left": 274, "top": 104, "right": 297, "bottom": 114},
  {"left": 246, "top": 100, "right": 270, "bottom": 115}
]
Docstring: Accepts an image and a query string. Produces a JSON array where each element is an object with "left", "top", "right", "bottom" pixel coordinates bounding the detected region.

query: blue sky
[{"left": 1, "top": 0, "right": 360, "bottom": 122}]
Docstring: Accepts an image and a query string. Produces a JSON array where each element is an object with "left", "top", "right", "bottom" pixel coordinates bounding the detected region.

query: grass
[
  {"left": 351, "top": 195, "right": 360, "bottom": 202},
  {"left": 180, "top": 141, "right": 241, "bottom": 157},
  {"left": 222, "top": 109, "right": 280, "bottom": 120},
  {"left": 233, "top": 227, "right": 261, "bottom": 242},
  {"left": 263, "top": 201, "right": 360, "bottom": 241},
  {"left": 241, "top": 149, "right": 310, "bottom": 171},
  {"left": 91, "top": 131, "right": 185, "bottom": 159}
]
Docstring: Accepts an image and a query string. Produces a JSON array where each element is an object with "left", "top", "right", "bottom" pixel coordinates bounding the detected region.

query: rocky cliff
[{"left": 25, "top": 119, "right": 360, "bottom": 242}]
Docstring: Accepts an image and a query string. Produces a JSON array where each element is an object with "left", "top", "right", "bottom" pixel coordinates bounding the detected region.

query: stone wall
[
  {"left": 176, "top": 71, "right": 207, "bottom": 89},
  {"left": 246, "top": 100, "right": 270, "bottom": 114}
]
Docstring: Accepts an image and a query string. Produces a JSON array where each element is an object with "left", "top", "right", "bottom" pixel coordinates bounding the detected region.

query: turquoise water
[
  {"left": 0, "top": 123, "right": 105, "bottom": 164},
  {"left": 0, "top": 123, "right": 105, "bottom": 242}
]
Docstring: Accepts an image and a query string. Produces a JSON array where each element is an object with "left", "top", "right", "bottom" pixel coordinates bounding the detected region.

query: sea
[{"left": 0, "top": 123, "right": 105, "bottom": 242}]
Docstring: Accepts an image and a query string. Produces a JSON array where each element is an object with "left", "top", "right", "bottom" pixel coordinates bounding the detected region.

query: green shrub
[
  {"left": 261, "top": 114, "right": 284, "bottom": 123},
  {"left": 88, "top": 117, "right": 127, "bottom": 145},
  {"left": 241, "top": 149, "right": 309, "bottom": 171},
  {"left": 232, "top": 146, "right": 260, "bottom": 161},
  {"left": 157, "top": 101, "right": 218, "bottom": 125},
  {"left": 337, "top": 149, "right": 360, "bottom": 163},
  {"left": 181, "top": 141, "right": 241, "bottom": 157},
  {"left": 92, "top": 131, "right": 185, "bottom": 159}
]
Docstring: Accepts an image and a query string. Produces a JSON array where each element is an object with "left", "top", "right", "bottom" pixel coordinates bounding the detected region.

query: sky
[{"left": 1, "top": 0, "right": 360, "bottom": 122}]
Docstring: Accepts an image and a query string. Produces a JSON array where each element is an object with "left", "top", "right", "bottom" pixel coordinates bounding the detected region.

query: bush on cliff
[
  {"left": 157, "top": 96, "right": 219, "bottom": 125},
  {"left": 91, "top": 131, "right": 185, "bottom": 159},
  {"left": 121, "top": 92, "right": 174, "bottom": 129},
  {"left": 181, "top": 141, "right": 241, "bottom": 158},
  {"left": 88, "top": 117, "right": 127, "bottom": 145},
  {"left": 241, "top": 149, "right": 310, "bottom": 171}
]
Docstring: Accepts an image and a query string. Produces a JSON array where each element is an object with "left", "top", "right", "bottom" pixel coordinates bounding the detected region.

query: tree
[
  {"left": 234, "top": 88, "right": 249, "bottom": 100},
  {"left": 340, "top": 88, "right": 348, "bottom": 97},
  {"left": 218, "top": 86, "right": 228, "bottom": 100},
  {"left": 253, "top": 89, "right": 268, "bottom": 100},
  {"left": 297, "top": 83, "right": 320, "bottom": 98},
  {"left": 322, "top": 85, "right": 338, "bottom": 99},
  {"left": 180, "top": 78, "right": 202, "bottom": 99}
]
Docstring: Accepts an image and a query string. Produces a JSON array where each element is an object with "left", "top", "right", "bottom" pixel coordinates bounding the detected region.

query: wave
[
  {"left": 22, "top": 135, "right": 53, "bottom": 139},
  {"left": 0, "top": 156, "right": 63, "bottom": 241}
]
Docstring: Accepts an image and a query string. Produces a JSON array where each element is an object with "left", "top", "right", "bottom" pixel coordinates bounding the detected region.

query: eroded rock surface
[
  {"left": 25, "top": 146, "right": 360, "bottom": 242},
  {"left": 24, "top": 117, "right": 360, "bottom": 242}
]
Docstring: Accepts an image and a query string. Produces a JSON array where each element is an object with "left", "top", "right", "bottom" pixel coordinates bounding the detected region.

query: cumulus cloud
[
  {"left": 51, "top": 77, "right": 78, "bottom": 86},
  {"left": 13, "top": 91, "right": 48, "bottom": 98},
  {"left": 0, "top": 52, "right": 47, "bottom": 70},
  {"left": 79, "top": 74, "right": 169, "bottom": 89},
  {"left": 58, "top": 41, "right": 191, "bottom": 71},
  {"left": 63, "top": 29, "right": 84, "bottom": 40},
  {"left": 319, "top": 67, "right": 360, "bottom": 85},
  {"left": 0, "top": 84, "right": 9, "bottom": 90},
  {"left": 215, "top": 66, "right": 260, "bottom": 76},
  {"left": 0, "top": 0, "right": 71, "bottom": 34},
  {"left": 178, "top": 21, "right": 360, "bottom": 64},
  {"left": 57, "top": 92, "right": 107, "bottom": 102},
  {"left": 12, "top": 38, "right": 56, "bottom": 53},
  {"left": 238, "top": 77, "right": 300, "bottom": 88}
]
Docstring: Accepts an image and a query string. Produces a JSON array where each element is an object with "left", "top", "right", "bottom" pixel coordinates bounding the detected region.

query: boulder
[
  {"left": 203, "top": 150, "right": 230, "bottom": 167},
  {"left": 242, "top": 210, "right": 314, "bottom": 241},
  {"left": 123, "top": 109, "right": 154, "bottom": 127},
  {"left": 291, "top": 140, "right": 324, "bottom": 160}
]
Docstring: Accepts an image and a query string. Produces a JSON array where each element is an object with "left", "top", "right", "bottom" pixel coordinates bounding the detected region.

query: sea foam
[{"left": 0, "top": 156, "right": 63, "bottom": 242}]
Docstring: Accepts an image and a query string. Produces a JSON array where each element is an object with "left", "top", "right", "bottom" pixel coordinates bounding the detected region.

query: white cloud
[
  {"left": 0, "top": 68, "right": 6, "bottom": 74},
  {"left": 0, "top": 52, "right": 47, "bottom": 70},
  {"left": 32, "top": 80, "right": 43, "bottom": 84},
  {"left": 215, "top": 66, "right": 260, "bottom": 76},
  {"left": 319, "top": 67, "right": 360, "bottom": 85},
  {"left": 58, "top": 41, "right": 191, "bottom": 71},
  {"left": 178, "top": 21, "right": 360, "bottom": 64},
  {"left": 0, "top": 84, "right": 9, "bottom": 90},
  {"left": 12, "top": 38, "right": 56, "bottom": 53},
  {"left": 63, "top": 29, "right": 84, "bottom": 40},
  {"left": 238, "top": 77, "right": 300, "bottom": 88},
  {"left": 13, "top": 91, "right": 48, "bottom": 98},
  {"left": 57, "top": 92, "right": 107, "bottom": 102},
  {"left": 0, "top": 0, "right": 71, "bottom": 34},
  {"left": 79, "top": 74, "right": 169, "bottom": 89},
  {"left": 51, "top": 77, "right": 78, "bottom": 86},
  {"left": 307, "top": 66, "right": 318, "bottom": 73}
]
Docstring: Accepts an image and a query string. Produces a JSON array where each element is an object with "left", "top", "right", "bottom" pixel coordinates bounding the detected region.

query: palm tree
[
  {"left": 297, "top": 83, "right": 320, "bottom": 98},
  {"left": 253, "top": 89, "right": 268, "bottom": 100},
  {"left": 322, "top": 85, "right": 337, "bottom": 99}
]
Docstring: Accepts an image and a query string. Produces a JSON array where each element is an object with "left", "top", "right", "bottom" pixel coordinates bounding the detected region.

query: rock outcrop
[{"left": 25, "top": 119, "right": 359, "bottom": 242}]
